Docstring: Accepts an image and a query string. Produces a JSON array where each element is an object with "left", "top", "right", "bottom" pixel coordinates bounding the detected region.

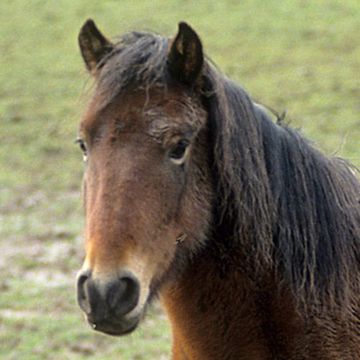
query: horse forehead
[
  {"left": 80, "top": 93, "right": 143, "bottom": 130},
  {"left": 80, "top": 89, "right": 199, "bottom": 138}
]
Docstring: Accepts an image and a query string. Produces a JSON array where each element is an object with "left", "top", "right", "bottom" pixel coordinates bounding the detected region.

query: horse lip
[{"left": 87, "top": 315, "right": 140, "bottom": 336}]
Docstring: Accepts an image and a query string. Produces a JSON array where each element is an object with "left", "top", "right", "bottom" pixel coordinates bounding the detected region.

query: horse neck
[{"left": 160, "top": 246, "right": 303, "bottom": 360}]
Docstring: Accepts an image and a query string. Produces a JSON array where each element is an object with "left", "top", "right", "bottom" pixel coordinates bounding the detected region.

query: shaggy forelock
[{"left": 95, "top": 31, "right": 169, "bottom": 107}]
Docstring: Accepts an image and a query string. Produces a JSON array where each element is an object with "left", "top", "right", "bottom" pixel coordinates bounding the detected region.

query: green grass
[{"left": 0, "top": 1, "right": 359, "bottom": 359}]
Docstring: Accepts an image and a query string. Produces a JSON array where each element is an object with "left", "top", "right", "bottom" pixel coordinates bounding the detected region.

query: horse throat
[{"left": 160, "top": 247, "right": 303, "bottom": 360}]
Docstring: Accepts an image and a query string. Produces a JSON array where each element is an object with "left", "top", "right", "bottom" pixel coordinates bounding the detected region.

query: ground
[{"left": 0, "top": 1, "right": 359, "bottom": 359}]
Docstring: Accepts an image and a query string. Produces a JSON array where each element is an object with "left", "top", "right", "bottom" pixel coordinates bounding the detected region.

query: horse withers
[{"left": 75, "top": 20, "right": 360, "bottom": 359}]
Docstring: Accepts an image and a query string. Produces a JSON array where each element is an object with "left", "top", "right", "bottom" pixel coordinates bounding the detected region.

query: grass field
[{"left": 0, "top": 1, "right": 359, "bottom": 359}]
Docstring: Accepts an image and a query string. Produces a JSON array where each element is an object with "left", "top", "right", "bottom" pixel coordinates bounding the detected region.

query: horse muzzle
[{"left": 76, "top": 269, "right": 141, "bottom": 336}]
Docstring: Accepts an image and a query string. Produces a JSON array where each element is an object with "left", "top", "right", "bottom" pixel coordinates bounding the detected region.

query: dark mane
[
  {"left": 204, "top": 72, "right": 360, "bottom": 309},
  {"left": 95, "top": 31, "right": 360, "bottom": 310}
]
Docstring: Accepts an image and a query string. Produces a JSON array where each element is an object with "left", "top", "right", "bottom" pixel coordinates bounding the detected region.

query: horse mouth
[{"left": 87, "top": 316, "right": 140, "bottom": 336}]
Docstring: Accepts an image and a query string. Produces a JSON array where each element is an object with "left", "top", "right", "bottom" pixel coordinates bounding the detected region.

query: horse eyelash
[{"left": 75, "top": 138, "right": 87, "bottom": 152}]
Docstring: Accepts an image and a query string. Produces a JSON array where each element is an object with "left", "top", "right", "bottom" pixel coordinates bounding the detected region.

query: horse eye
[
  {"left": 169, "top": 140, "right": 189, "bottom": 164},
  {"left": 75, "top": 138, "right": 88, "bottom": 161}
]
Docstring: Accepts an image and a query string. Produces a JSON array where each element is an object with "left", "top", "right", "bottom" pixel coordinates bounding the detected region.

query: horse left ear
[
  {"left": 78, "top": 19, "right": 114, "bottom": 75},
  {"left": 168, "top": 22, "right": 204, "bottom": 85}
]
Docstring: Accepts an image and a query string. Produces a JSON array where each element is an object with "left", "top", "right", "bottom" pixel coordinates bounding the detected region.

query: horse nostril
[
  {"left": 77, "top": 270, "right": 140, "bottom": 322},
  {"left": 106, "top": 274, "right": 140, "bottom": 317},
  {"left": 77, "top": 271, "right": 91, "bottom": 314}
]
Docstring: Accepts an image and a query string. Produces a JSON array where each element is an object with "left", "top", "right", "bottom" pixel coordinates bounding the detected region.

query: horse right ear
[{"left": 78, "top": 19, "right": 114, "bottom": 75}]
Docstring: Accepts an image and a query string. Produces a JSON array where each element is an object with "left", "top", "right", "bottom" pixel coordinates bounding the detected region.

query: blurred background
[{"left": 0, "top": 0, "right": 359, "bottom": 359}]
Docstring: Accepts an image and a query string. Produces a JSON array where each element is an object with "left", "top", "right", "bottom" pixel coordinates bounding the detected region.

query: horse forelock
[{"left": 93, "top": 31, "right": 169, "bottom": 110}]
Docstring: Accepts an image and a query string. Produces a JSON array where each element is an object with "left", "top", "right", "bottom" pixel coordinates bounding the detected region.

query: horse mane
[
  {"left": 94, "top": 30, "right": 360, "bottom": 310},
  {"left": 202, "top": 67, "right": 360, "bottom": 309}
]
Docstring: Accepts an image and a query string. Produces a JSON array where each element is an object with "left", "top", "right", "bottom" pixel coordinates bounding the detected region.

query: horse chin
[{"left": 87, "top": 314, "right": 141, "bottom": 337}]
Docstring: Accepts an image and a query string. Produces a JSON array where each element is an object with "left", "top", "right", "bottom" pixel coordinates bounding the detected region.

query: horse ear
[
  {"left": 78, "top": 19, "right": 114, "bottom": 75},
  {"left": 168, "top": 22, "right": 204, "bottom": 85}
]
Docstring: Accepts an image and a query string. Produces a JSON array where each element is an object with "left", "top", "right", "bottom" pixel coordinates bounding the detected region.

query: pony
[{"left": 75, "top": 19, "right": 360, "bottom": 359}]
